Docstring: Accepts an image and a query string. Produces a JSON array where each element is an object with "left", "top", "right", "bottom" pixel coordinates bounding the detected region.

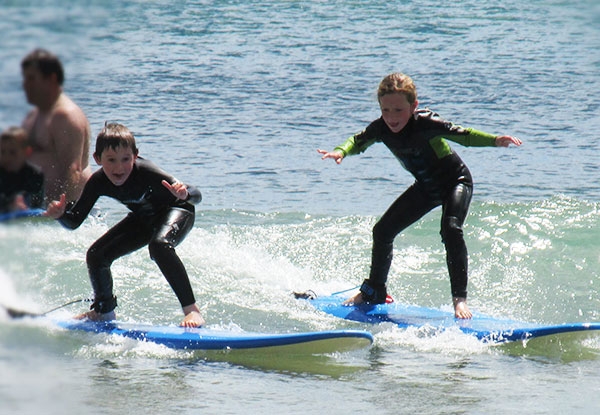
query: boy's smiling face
[
  {"left": 379, "top": 92, "right": 418, "bottom": 133},
  {"left": 94, "top": 145, "right": 137, "bottom": 186}
]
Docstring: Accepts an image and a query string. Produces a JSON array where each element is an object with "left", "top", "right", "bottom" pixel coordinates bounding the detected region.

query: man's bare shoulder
[
  {"left": 50, "top": 94, "right": 90, "bottom": 135},
  {"left": 54, "top": 94, "right": 87, "bottom": 119}
]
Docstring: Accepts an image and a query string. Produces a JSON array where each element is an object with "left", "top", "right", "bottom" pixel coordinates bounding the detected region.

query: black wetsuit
[
  {"left": 0, "top": 163, "right": 44, "bottom": 213},
  {"left": 334, "top": 109, "right": 497, "bottom": 302},
  {"left": 58, "top": 157, "right": 202, "bottom": 314}
]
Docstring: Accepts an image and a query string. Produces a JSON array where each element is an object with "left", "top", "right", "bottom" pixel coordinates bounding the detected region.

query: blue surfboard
[
  {"left": 0, "top": 208, "right": 45, "bottom": 223},
  {"left": 303, "top": 292, "right": 600, "bottom": 344},
  {"left": 54, "top": 319, "right": 374, "bottom": 354}
]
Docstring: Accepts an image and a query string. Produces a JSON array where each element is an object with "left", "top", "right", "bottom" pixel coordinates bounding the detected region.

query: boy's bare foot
[
  {"left": 181, "top": 311, "right": 204, "bottom": 328},
  {"left": 181, "top": 303, "right": 205, "bottom": 328},
  {"left": 343, "top": 292, "right": 364, "bottom": 306},
  {"left": 453, "top": 297, "right": 472, "bottom": 319},
  {"left": 74, "top": 309, "right": 116, "bottom": 322}
]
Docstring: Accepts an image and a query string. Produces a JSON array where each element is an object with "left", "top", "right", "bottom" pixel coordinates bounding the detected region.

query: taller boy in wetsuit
[
  {"left": 45, "top": 123, "right": 204, "bottom": 327},
  {"left": 318, "top": 73, "right": 522, "bottom": 319}
]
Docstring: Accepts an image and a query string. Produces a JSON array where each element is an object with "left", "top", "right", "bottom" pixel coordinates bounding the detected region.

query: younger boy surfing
[{"left": 46, "top": 123, "right": 204, "bottom": 327}]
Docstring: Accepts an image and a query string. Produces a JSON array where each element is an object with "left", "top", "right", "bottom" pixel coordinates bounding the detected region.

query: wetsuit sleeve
[
  {"left": 334, "top": 136, "right": 365, "bottom": 157},
  {"left": 185, "top": 184, "right": 202, "bottom": 205},
  {"left": 334, "top": 121, "right": 380, "bottom": 157},
  {"left": 443, "top": 126, "right": 497, "bottom": 147},
  {"left": 427, "top": 123, "right": 498, "bottom": 159},
  {"left": 334, "top": 135, "right": 375, "bottom": 157},
  {"left": 57, "top": 177, "right": 100, "bottom": 229}
]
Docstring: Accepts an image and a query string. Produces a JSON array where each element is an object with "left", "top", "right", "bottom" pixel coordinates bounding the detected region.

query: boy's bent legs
[
  {"left": 148, "top": 208, "right": 203, "bottom": 327},
  {"left": 85, "top": 215, "right": 152, "bottom": 317},
  {"left": 354, "top": 185, "right": 436, "bottom": 304}
]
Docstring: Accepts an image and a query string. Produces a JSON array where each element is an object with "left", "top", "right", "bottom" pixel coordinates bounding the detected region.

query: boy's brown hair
[{"left": 94, "top": 122, "right": 139, "bottom": 159}]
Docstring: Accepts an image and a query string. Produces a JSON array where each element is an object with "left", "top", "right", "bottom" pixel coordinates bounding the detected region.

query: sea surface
[{"left": 1, "top": 1, "right": 599, "bottom": 414}]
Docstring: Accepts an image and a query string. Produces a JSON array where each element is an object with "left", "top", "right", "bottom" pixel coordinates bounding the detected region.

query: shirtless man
[{"left": 21, "top": 49, "right": 91, "bottom": 203}]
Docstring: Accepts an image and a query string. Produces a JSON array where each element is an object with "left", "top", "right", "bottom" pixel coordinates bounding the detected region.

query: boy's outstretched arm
[
  {"left": 317, "top": 148, "right": 344, "bottom": 164},
  {"left": 495, "top": 135, "right": 522, "bottom": 147}
]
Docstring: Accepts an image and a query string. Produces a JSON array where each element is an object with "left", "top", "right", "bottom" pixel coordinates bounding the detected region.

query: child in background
[
  {"left": 45, "top": 122, "right": 204, "bottom": 327},
  {"left": 0, "top": 126, "right": 44, "bottom": 213},
  {"left": 318, "top": 73, "right": 522, "bottom": 319}
]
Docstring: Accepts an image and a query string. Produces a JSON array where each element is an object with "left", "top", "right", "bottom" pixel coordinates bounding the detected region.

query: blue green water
[{"left": 1, "top": 1, "right": 599, "bottom": 414}]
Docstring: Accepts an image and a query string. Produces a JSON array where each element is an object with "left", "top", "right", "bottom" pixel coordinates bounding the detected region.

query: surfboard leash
[
  {"left": 331, "top": 286, "right": 360, "bottom": 296},
  {"left": 1, "top": 297, "right": 93, "bottom": 319},
  {"left": 293, "top": 286, "right": 361, "bottom": 300}
]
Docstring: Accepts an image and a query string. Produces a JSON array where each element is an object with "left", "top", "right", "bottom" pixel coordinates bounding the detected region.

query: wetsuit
[
  {"left": 0, "top": 162, "right": 44, "bottom": 213},
  {"left": 334, "top": 109, "right": 497, "bottom": 303},
  {"left": 58, "top": 157, "right": 202, "bottom": 314}
]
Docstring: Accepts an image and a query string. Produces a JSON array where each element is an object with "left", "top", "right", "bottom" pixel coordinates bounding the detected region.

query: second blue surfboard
[{"left": 306, "top": 293, "right": 600, "bottom": 344}]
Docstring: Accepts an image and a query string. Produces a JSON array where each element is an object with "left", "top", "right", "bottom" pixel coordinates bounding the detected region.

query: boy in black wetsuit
[
  {"left": 46, "top": 123, "right": 204, "bottom": 327},
  {"left": 318, "top": 73, "right": 522, "bottom": 319},
  {"left": 0, "top": 126, "right": 44, "bottom": 213}
]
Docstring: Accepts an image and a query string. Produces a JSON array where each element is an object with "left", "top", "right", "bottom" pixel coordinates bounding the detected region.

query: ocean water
[{"left": 1, "top": 1, "right": 599, "bottom": 414}]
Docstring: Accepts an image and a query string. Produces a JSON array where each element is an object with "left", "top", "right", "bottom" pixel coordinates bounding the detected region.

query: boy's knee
[
  {"left": 86, "top": 246, "right": 106, "bottom": 268},
  {"left": 148, "top": 239, "right": 173, "bottom": 261},
  {"left": 373, "top": 221, "right": 394, "bottom": 243},
  {"left": 440, "top": 216, "right": 463, "bottom": 243}
]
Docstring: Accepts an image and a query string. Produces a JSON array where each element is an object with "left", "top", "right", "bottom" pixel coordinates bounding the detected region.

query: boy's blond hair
[{"left": 377, "top": 73, "right": 417, "bottom": 104}]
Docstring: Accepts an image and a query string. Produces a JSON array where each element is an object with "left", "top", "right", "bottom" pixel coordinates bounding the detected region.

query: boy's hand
[
  {"left": 162, "top": 180, "right": 189, "bottom": 200},
  {"left": 317, "top": 149, "right": 344, "bottom": 164},
  {"left": 495, "top": 135, "right": 522, "bottom": 147},
  {"left": 44, "top": 194, "right": 67, "bottom": 219}
]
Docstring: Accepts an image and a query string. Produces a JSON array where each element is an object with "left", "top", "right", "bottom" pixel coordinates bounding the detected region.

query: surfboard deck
[
  {"left": 303, "top": 292, "right": 600, "bottom": 344},
  {"left": 54, "top": 319, "right": 373, "bottom": 354},
  {"left": 0, "top": 208, "right": 45, "bottom": 223}
]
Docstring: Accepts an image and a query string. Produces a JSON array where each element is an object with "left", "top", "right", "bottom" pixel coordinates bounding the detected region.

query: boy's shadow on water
[
  {"left": 192, "top": 348, "right": 373, "bottom": 377},
  {"left": 498, "top": 332, "right": 600, "bottom": 363}
]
